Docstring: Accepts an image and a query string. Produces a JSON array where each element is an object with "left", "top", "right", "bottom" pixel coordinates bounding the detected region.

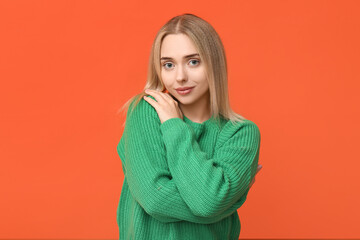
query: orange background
[{"left": 0, "top": 0, "right": 359, "bottom": 239}]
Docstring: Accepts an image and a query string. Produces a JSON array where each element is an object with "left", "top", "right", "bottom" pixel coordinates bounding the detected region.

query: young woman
[{"left": 116, "top": 13, "right": 262, "bottom": 240}]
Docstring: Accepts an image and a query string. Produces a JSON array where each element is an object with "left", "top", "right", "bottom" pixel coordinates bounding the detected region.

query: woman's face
[{"left": 160, "top": 33, "right": 209, "bottom": 106}]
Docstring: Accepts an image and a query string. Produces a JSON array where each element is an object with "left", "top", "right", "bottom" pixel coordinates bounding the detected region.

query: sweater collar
[{"left": 183, "top": 114, "right": 224, "bottom": 131}]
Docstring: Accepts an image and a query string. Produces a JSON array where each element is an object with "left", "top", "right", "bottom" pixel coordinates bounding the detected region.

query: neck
[{"left": 179, "top": 91, "right": 211, "bottom": 123}]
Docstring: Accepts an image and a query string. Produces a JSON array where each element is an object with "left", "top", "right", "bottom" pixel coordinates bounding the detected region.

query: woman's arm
[
  {"left": 160, "top": 116, "right": 260, "bottom": 218},
  {"left": 120, "top": 97, "right": 260, "bottom": 223}
]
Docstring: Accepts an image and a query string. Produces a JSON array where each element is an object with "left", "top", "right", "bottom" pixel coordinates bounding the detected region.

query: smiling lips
[{"left": 176, "top": 86, "right": 194, "bottom": 95}]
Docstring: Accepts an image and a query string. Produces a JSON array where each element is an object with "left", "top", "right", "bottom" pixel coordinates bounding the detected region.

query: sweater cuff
[{"left": 160, "top": 117, "right": 185, "bottom": 134}]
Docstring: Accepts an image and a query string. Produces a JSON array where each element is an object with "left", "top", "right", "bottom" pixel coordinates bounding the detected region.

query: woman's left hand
[
  {"left": 249, "top": 164, "right": 262, "bottom": 189},
  {"left": 143, "top": 89, "right": 183, "bottom": 124}
]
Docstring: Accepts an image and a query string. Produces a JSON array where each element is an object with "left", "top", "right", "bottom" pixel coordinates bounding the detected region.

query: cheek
[
  {"left": 190, "top": 67, "right": 207, "bottom": 81},
  {"left": 160, "top": 72, "right": 169, "bottom": 85},
  {"left": 161, "top": 71, "right": 175, "bottom": 85},
  {"left": 192, "top": 74, "right": 207, "bottom": 85}
]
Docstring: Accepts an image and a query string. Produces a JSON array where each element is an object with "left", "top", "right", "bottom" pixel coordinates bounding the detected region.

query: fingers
[
  {"left": 143, "top": 94, "right": 160, "bottom": 109},
  {"left": 144, "top": 89, "right": 166, "bottom": 103},
  {"left": 161, "top": 90, "right": 175, "bottom": 101},
  {"left": 250, "top": 165, "right": 262, "bottom": 188},
  {"left": 145, "top": 89, "right": 176, "bottom": 105}
]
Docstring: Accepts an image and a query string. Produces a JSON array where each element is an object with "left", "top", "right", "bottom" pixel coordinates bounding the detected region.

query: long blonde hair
[{"left": 118, "top": 13, "right": 246, "bottom": 127}]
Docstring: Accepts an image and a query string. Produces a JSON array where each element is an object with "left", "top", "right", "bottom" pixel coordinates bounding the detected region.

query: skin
[
  {"left": 143, "top": 33, "right": 262, "bottom": 187},
  {"left": 158, "top": 33, "right": 211, "bottom": 123}
]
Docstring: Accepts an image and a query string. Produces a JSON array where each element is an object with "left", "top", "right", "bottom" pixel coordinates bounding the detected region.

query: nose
[{"left": 175, "top": 64, "right": 187, "bottom": 82}]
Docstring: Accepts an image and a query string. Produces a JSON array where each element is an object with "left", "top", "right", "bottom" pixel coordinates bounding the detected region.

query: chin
[{"left": 177, "top": 98, "right": 194, "bottom": 105}]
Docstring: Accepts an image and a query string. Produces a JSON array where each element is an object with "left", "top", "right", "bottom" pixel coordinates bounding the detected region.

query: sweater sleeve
[
  {"left": 160, "top": 113, "right": 261, "bottom": 218},
  {"left": 120, "top": 96, "right": 257, "bottom": 224}
]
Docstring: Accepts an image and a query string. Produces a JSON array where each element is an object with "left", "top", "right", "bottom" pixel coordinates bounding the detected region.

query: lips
[
  {"left": 176, "top": 87, "right": 194, "bottom": 95},
  {"left": 175, "top": 86, "right": 194, "bottom": 91}
]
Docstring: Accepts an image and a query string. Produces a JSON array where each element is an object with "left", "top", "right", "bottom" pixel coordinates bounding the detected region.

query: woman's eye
[
  {"left": 189, "top": 59, "right": 200, "bottom": 66},
  {"left": 163, "top": 62, "right": 174, "bottom": 69}
]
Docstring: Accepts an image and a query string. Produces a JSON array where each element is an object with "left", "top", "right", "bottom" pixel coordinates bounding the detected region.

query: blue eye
[
  {"left": 189, "top": 59, "right": 200, "bottom": 66},
  {"left": 163, "top": 62, "right": 174, "bottom": 69}
]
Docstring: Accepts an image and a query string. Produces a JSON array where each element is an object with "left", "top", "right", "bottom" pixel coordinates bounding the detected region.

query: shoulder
[
  {"left": 240, "top": 119, "right": 260, "bottom": 136},
  {"left": 223, "top": 118, "right": 260, "bottom": 135},
  {"left": 126, "top": 95, "right": 160, "bottom": 125}
]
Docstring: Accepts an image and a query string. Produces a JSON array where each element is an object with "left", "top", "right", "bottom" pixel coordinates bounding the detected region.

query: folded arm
[{"left": 119, "top": 97, "right": 260, "bottom": 223}]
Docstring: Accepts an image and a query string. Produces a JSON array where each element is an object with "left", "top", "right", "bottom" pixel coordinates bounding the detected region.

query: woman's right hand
[{"left": 249, "top": 164, "right": 262, "bottom": 189}]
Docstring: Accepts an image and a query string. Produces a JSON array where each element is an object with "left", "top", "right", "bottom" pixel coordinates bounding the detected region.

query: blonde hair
[{"left": 118, "top": 13, "right": 246, "bottom": 127}]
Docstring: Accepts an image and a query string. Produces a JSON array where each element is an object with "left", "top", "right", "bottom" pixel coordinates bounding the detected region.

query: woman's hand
[
  {"left": 143, "top": 89, "right": 184, "bottom": 124},
  {"left": 249, "top": 164, "right": 262, "bottom": 189}
]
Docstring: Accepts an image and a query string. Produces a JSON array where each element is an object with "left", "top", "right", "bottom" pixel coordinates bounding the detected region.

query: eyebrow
[{"left": 160, "top": 53, "right": 200, "bottom": 61}]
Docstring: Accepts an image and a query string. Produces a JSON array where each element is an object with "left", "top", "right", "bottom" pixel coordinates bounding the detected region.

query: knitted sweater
[{"left": 116, "top": 96, "right": 261, "bottom": 240}]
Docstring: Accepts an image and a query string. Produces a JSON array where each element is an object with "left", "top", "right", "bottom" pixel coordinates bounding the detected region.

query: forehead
[{"left": 160, "top": 34, "right": 198, "bottom": 57}]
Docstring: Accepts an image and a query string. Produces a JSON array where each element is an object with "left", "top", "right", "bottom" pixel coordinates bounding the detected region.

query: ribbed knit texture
[{"left": 116, "top": 96, "right": 261, "bottom": 240}]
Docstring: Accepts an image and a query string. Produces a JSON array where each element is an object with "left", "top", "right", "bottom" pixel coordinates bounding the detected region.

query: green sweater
[{"left": 116, "top": 96, "right": 261, "bottom": 240}]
